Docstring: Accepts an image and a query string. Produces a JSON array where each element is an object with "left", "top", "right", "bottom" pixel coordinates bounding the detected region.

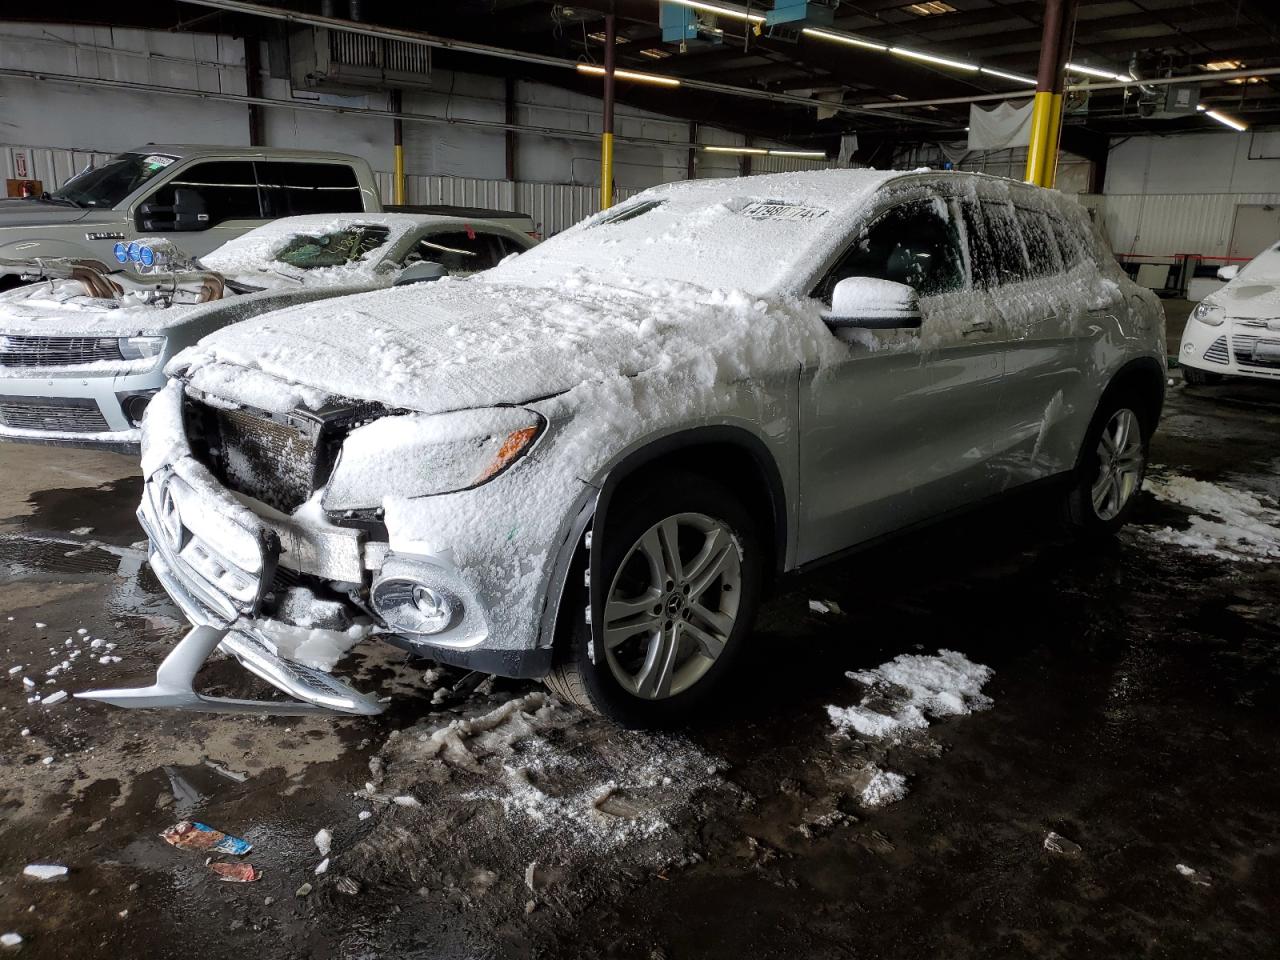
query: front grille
[
  {"left": 1231, "top": 333, "right": 1280, "bottom": 370},
  {"left": 0, "top": 396, "right": 110, "bottom": 433},
  {"left": 1202, "top": 335, "right": 1229, "bottom": 365},
  {"left": 211, "top": 406, "right": 322, "bottom": 513},
  {"left": 0, "top": 335, "right": 125, "bottom": 368}
]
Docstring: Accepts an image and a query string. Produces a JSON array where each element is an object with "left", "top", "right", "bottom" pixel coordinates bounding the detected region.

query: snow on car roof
[{"left": 486, "top": 168, "right": 910, "bottom": 297}]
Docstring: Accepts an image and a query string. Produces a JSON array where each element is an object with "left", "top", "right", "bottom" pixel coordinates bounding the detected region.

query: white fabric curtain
[{"left": 967, "top": 99, "right": 1034, "bottom": 151}]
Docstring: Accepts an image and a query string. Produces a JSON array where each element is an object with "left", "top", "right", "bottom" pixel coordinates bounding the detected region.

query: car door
[
  {"left": 130, "top": 160, "right": 264, "bottom": 258},
  {"left": 796, "top": 192, "right": 993, "bottom": 563},
  {"left": 996, "top": 205, "right": 1096, "bottom": 484}
]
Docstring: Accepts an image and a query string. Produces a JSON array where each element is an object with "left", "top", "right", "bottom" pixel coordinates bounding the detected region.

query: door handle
[{"left": 964, "top": 319, "right": 994, "bottom": 334}]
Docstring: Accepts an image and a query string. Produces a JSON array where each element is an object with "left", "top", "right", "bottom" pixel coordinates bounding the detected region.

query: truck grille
[
  {"left": 211, "top": 406, "right": 323, "bottom": 513},
  {"left": 0, "top": 335, "right": 125, "bottom": 368},
  {"left": 0, "top": 396, "right": 111, "bottom": 433}
]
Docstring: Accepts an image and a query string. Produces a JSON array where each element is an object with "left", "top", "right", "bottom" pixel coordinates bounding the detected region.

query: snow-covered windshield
[
  {"left": 274, "top": 226, "right": 392, "bottom": 269},
  {"left": 52, "top": 153, "right": 177, "bottom": 209},
  {"left": 1240, "top": 243, "right": 1280, "bottom": 281},
  {"left": 485, "top": 169, "right": 899, "bottom": 298}
]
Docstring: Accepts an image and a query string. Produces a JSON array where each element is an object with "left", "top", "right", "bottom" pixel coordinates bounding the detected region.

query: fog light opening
[
  {"left": 120, "top": 390, "right": 159, "bottom": 427},
  {"left": 372, "top": 577, "right": 459, "bottom": 636}
]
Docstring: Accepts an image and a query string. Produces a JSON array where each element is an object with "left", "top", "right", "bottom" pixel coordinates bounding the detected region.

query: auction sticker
[{"left": 740, "top": 200, "right": 829, "bottom": 221}]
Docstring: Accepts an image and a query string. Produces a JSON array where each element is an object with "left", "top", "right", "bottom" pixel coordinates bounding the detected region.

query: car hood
[
  {"left": 0, "top": 281, "right": 372, "bottom": 338},
  {"left": 0, "top": 198, "right": 93, "bottom": 227},
  {"left": 1220, "top": 280, "right": 1280, "bottom": 321},
  {"left": 173, "top": 272, "right": 841, "bottom": 416}
]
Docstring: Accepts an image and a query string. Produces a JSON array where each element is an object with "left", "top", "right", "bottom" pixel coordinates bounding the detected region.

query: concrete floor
[{"left": 2, "top": 317, "right": 1279, "bottom": 958}]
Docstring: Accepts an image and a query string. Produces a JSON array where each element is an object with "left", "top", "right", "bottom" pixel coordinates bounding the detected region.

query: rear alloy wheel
[
  {"left": 544, "top": 475, "right": 761, "bottom": 726},
  {"left": 1090, "top": 408, "right": 1145, "bottom": 522},
  {"left": 1065, "top": 400, "right": 1149, "bottom": 534}
]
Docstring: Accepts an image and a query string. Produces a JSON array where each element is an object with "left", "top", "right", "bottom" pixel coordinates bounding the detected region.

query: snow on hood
[
  {"left": 174, "top": 270, "right": 843, "bottom": 415},
  {"left": 484, "top": 168, "right": 904, "bottom": 298},
  {"left": 1217, "top": 280, "right": 1280, "bottom": 320},
  {"left": 201, "top": 212, "right": 427, "bottom": 289}
]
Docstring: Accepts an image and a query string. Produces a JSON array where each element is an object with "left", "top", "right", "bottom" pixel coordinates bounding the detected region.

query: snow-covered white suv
[
  {"left": 82, "top": 169, "right": 1166, "bottom": 726},
  {"left": 1178, "top": 241, "right": 1280, "bottom": 385}
]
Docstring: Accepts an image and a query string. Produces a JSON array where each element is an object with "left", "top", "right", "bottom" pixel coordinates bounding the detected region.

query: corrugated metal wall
[
  {"left": 0, "top": 144, "right": 114, "bottom": 191},
  {"left": 1091, "top": 192, "right": 1280, "bottom": 259}
]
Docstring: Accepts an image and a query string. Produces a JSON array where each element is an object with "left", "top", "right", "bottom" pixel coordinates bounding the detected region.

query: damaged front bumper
[{"left": 79, "top": 382, "right": 559, "bottom": 716}]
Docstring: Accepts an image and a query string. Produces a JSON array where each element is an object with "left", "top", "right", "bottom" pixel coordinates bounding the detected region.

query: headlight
[
  {"left": 119, "top": 335, "right": 167, "bottom": 361},
  {"left": 1192, "top": 302, "right": 1225, "bottom": 326},
  {"left": 322, "top": 407, "right": 544, "bottom": 512}
]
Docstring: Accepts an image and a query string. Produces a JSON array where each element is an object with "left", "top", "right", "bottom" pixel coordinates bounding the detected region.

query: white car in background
[
  {"left": 82, "top": 168, "right": 1167, "bottom": 727},
  {"left": 1179, "top": 241, "right": 1280, "bottom": 385},
  {"left": 0, "top": 212, "right": 536, "bottom": 450}
]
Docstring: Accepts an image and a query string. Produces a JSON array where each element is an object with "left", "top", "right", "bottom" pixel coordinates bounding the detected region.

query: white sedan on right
[{"left": 1179, "top": 241, "right": 1280, "bottom": 385}]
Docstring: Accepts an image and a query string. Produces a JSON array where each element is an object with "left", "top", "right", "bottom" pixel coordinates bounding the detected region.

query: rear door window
[
  {"left": 1050, "top": 215, "right": 1087, "bottom": 268},
  {"left": 1015, "top": 207, "right": 1062, "bottom": 277},
  {"left": 257, "top": 162, "right": 364, "bottom": 217},
  {"left": 980, "top": 200, "right": 1032, "bottom": 285},
  {"left": 813, "top": 197, "right": 966, "bottom": 304},
  {"left": 408, "top": 230, "right": 505, "bottom": 275},
  {"left": 139, "top": 160, "right": 261, "bottom": 231}
]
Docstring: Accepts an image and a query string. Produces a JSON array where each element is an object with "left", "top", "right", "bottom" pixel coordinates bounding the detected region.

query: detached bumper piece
[{"left": 77, "top": 624, "right": 383, "bottom": 716}]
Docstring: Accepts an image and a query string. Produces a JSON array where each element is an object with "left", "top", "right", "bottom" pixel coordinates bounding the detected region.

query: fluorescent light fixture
[
  {"left": 663, "top": 0, "right": 765, "bottom": 23},
  {"left": 766, "top": 149, "right": 828, "bottom": 158},
  {"left": 703, "top": 145, "right": 768, "bottom": 155},
  {"left": 890, "top": 47, "right": 979, "bottom": 72},
  {"left": 576, "top": 64, "right": 681, "bottom": 87},
  {"left": 801, "top": 26, "right": 888, "bottom": 52},
  {"left": 1065, "top": 62, "right": 1116, "bottom": 80},
  {"left": 906, "top": 1, "right": 957, "bottom": 14},
  {"left": 979, "top": 66, "right": 1036, "bottom": 84},
  {"left": 1197, "top": 104, "right": 1248, "bottom": 131},
  {"left": 639, "top": 47, "right": 672, "bottom": 59},
  {"left": 587, "top": 31, "right": 629, "bottom": 44}
]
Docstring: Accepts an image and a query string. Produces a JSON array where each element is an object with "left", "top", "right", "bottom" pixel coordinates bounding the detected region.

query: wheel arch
[
  {"left": 1099, "top": 355, "right": 1166, "bottom": 438},
  {"left": 536, "top": 425, "right": 789, "bottom": 664}
]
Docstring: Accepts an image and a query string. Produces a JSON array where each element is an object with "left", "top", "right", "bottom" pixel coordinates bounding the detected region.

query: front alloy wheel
[
  {"left": 602, "top": 513, "right": 742, "bottom": 700},
  {"left": 1091, "top": 408, "right": 1144, "bottom": 521},
  {"left": 544, "top": 473, "right": 762, "bottom": 726}
]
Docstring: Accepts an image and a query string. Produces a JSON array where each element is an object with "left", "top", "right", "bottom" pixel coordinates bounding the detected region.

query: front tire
[
  {"left": 544, "top": 473, "right": 763, "bottom": 727},
  {"left": 1063, "top": 397, "right": 1150, "bottom": 536}
]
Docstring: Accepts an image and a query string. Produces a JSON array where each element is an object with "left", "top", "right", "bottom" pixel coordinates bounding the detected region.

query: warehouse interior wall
[
  {"left": 0, "top": 21, "right": 823, "bottom": 212},
  {"left": 1092, "top": 130, "right": 1280, "bottom": 260}
]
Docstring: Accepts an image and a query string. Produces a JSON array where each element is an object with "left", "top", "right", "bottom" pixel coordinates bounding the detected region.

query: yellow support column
[
  {"left": 393, "top": 143, "right": 405, "bottom": 206},
  {"left": 1024, "top": 0, "right": 1073, "bottom": 188},
  {"left": 1042, "top": 92, "right": 1064, "bottom": 188},
  {"left": 601, "top": 132, "right": 614, "bottom": 210}
]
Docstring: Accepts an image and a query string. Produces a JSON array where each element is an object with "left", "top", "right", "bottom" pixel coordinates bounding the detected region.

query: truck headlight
[
  {"left": 119, "top": 335, "right": 167, "bottom": 362},
  {"left": 1192, "top": 302, "right": 1225, "bottom": 326},
  {"left": 322, "top": 407, "right": 544, "bottom": 512}
]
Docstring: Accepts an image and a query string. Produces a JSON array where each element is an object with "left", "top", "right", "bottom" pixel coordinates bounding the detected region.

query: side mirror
[
  {"left": 1217, "top": 264, "right": 1239, "bottom": 282},
  {"left": 393, "top": 261, "right": 448, "bottom": 286},
  {"left": 824, "top": 277, "right": 922, "bottom": 329}
]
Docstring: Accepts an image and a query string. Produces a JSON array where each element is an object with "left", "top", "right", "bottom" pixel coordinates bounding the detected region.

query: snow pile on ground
[
  {"left": 827, "top": 650, "right": 995, "bottom": 741},
  {"left": 852, "top": 763, "right": 909, "bottom": 809},
  {"left": 343, "top": 687, "right": 733, "bottom": 907},
  {"left": 1142, "top": 473, "right": 1280, "bottom": 561}
]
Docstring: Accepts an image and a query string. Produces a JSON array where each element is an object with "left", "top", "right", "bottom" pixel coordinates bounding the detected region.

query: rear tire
[
  {"left": 544, "top": 473, "right": 763, "bottom": 727},
  {"left": 1182, "top": 365, "right": 1223, "bottom": 386},
  {"left": 1063, "top": 393, "right": 1150, "bottom": 536}
]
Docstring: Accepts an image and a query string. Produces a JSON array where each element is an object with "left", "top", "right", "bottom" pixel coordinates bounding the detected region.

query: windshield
[
  {"left": 1240, "top": 243, "right": 1280, "bottom": 281},
  {"left": 52, "top": 153, "right": 178, "bottom": 209},
  {"left": 273, "top": 226, "right": 392, "bottom": 269},
  {"left": 484, "top": 169, "right": 896, "bottom": 298}
]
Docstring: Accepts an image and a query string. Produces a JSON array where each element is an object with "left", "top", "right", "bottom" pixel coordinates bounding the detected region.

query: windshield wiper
[{"left": 36, "top": 192, "right": 82, "bottom": 209}]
